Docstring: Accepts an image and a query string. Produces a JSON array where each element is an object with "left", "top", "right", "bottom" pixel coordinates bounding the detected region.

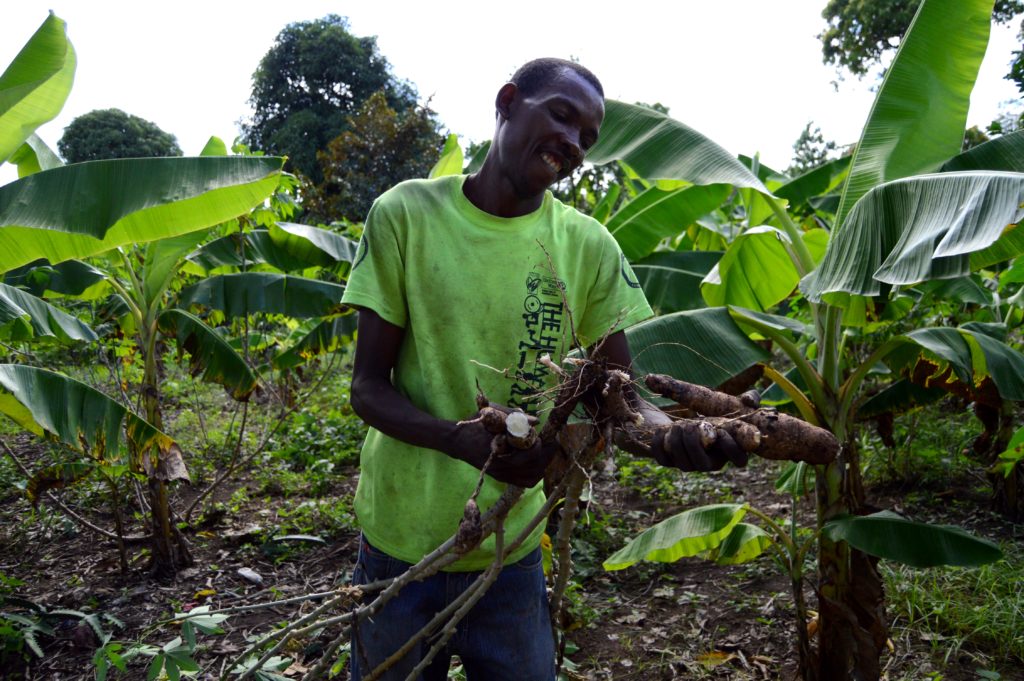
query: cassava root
[{"left": 639, "top": 373, "right": 838, "bottom": 464}]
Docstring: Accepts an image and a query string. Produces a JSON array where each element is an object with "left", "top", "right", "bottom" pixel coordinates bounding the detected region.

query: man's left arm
[{"left": 590, "top": 331, "right": 749, "bottom": 472}]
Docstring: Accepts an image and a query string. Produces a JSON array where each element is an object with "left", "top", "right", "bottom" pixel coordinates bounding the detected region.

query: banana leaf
[
  {"left": 623, "top": 307, "right": 770, "bottom": 390},
  {"left": 156, "top": 309, "right": 259, "bottom": 400},
  {"left": 0, "top": 14, "right": 75, "bottom": 165},
  {"left": 701, "top": 226, "right": 801, "bottom": 311},
  {"left": 631, "top": 250, "right": 720, "bottom": 315},
  {"left": 177, "top": 273, "right": 345, "bottom": 319},
  {"left": 3, "top": 259, "right": 103, "bottom": 296},
  {"left": 834, "top": 0, "right": 994, "bottom": 227},
  {"left": 603, "top": 504, "right": 747, "bottom": 570},
  {"left": 606, "top": 184, "right": 730, "bottom": 261},
  {"left": 940, "top": 130, "right": 1024, "bottom": 173},
  {"left": 803, "top": 172, "right": 1024, "bottom": 304},
  {"left": 0, "top": 281, "right": 94, "bottom": 341},
  {"left": 0, "top": 156, "right": 283, "bottom": 273},
  {"left": 271, "top": 222, "right": 359, "bottom": 265},
  {"left": 8, "top": 134, "right": 62, "bottom": 178},
  {"left": 272, "top": 315, "right": 358, "bottom": 370},
  {"left": 586, "top": 100, "right": 768, "bottom": 193},
  {"left": 825, "top": 511, "right": 1001, "bottom": 567},
  {"left": 0, "top": 364, "right": 172, "bottom": 462},
  {"left": 429, "top": 133, "right": 463, "bottom": 178}
]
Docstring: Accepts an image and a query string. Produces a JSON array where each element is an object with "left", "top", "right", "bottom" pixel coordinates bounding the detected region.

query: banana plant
[
  {"left": 585, "top": 0, "right": 1024, "bottom": 677},
  {"left": 0, "top": 15, "right": 305, "bottom": 575}
]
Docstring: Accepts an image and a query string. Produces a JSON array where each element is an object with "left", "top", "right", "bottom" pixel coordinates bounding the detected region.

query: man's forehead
[{"left": 531, "top": 69, "right": 604, "bottom": 114}]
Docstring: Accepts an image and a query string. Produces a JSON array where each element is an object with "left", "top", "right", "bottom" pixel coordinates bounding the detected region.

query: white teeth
[{"left": 541, "top": 152, "right": 561, "bottom": 173}]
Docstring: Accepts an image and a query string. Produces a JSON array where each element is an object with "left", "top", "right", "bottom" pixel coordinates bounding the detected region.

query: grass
[{"left": 883, "top": 540, "right": 1024, "bottom": 668}]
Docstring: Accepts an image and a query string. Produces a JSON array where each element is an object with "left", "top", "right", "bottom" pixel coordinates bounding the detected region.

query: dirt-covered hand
[
  {"left": 447, "top": 408, "right": 550, "bottom": 487},
  {"left": 649, "top": 421, "right": 749, "bottom": 472}
]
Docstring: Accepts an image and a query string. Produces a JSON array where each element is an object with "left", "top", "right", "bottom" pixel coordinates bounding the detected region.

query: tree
[
  {"left": 241, "top": 14, "right": 419, "bottom": 183},
  {"left": 57, "top": 108, "right": 181, "bottom": 163},
  {"left": 305, "top": 91, "right": 442, "bottom": 223},
  {"left": 788, "top": 122, "right": 838, "bottom": 175},
  {"left": 819, "top": 0, "right": 1022, "bottom": 79}
]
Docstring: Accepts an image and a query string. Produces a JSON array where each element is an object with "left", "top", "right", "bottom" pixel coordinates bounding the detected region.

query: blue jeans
[{"left": 350, "top": 536, "right": 555, "bottom": 681}]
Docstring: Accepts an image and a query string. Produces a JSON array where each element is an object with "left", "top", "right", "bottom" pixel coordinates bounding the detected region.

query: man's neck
[{"left": 463, "top": 164, "right": 544, "bottom": 218}]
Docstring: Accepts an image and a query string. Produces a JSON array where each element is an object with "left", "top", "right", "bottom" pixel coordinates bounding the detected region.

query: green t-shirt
[{"left": 341, "top": 175, "right": 653, "bottom": 570}]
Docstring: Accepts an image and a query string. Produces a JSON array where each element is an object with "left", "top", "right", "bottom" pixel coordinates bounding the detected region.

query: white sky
[{"left": 1, "top": 1, "right": 1021, "bottom": 186}]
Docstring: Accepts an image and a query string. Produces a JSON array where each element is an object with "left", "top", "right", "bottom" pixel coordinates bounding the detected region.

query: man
[{"left": 342, "top": 58, "right": 743, "bottom": 680}]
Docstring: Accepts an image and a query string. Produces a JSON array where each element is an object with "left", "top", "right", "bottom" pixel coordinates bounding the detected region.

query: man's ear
[{"left": 495, "top": 83, "right": 518, "bottom": 121}]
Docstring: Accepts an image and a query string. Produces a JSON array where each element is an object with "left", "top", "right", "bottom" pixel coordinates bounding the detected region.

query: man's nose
[{"left": 560, "top": 132, "right": 583, "bottom": 168}]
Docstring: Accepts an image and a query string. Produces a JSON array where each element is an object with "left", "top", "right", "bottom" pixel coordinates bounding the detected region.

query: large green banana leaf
[
  {"left": 941, "top": 130, "right": 1024, "bottom": 173},
  {"left": 430, "top": 134, "right": 463, "bottom": 178},
  {"left": 0, "top": 281, "right": 94, "bottom": 341},
  {"left": 631, "top": 250, "right": 720, "bottom": 315},
  {"left": 177, "top": 273, "right": 345, "bottom": 319},
  {"left": 0, "top": 156, "right": 283, "bottom": 273},
  {"left": 271, "top": 315, "right": 359, "bottom": 370},
  {"left": 0, "top": 364, "right": 172, "bottom": 461},
  {"left": 605, "top": 184, "right": 730, "bottom": 260},
  {"left": 8, "top": 133, "right": 62, "bottom": 178},
  {"left": 835, "top": 0, "right": 993, "bottom": 227},
  {"left": 186, "top": 230, "right": 315, "bottom": 273},
  {"left": 775, "top": 156, "right": 851, "bottom": 209},
  {"left": 623, "top": 307, "right": 770, "bottom": 389},
  {"left": 703, "top": 522, "right": 772, "bottom": 566},
  {"left": 585, "top": 100, "right": 768, "bottom": 193},
  {"left": 603, "top": 504, "right": 747, "bottom": 570},
  {"left": 156, "top": 309, "right": 259, "bottom": 400},
  {"left": 142, "top": 231, "right": 213, "bottom": 307},
  {"left": 701, "top": 227, "right": 802, "bottom": 311},
  {"left": 271, "top": 222, "right": 359, "bottom": 265},
  {"left": 803, "top": 172, "right": 1024, "bottom": 304},
  {"left": 825, "top": 511, "right": 1001, "bottom": 567},
  {"left": 4, "top": 259, "right": 104, "bottom": 297},
  {"left": 0, "top": 14, "right": 75, "bottom": 165}
]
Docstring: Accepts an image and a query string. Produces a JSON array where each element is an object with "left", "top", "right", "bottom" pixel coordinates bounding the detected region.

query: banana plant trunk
[
  {"left": 141, "top": 326, "right": 191, "bottom": 576},
  {"left": 813, "top": 436, "right": 887, "bottom": 680}
]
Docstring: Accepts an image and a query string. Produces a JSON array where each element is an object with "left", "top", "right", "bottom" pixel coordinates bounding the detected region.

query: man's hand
[
  {"left": 447, "top": 406, "right": 554, "bottom": 488},
  {"left": 648, "top": 421, "right": 749, "bottom": 472}
]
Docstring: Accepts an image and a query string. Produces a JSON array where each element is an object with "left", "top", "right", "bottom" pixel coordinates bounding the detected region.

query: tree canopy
[
  {"left": 57, "top": 108, "right": 182, "bottom": 163},
  {"left": 241, "top": 14, "right": 419, "bottom": 183},
  {"left": 819, "top": 0, "right": 1023, "bottom": 90},
  {"left": 304, "top": 91, "right": 442, "bottom": 224}
]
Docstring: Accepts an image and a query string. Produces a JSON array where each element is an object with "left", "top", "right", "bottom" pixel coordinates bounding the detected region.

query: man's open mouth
[{"left": 540, "top": 151, "right": 563, "bottom": 174}]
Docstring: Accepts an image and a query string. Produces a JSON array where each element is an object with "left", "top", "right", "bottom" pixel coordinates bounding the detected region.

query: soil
[{"left": 1, "top": 432, "right": 1022, "bottom": 681}]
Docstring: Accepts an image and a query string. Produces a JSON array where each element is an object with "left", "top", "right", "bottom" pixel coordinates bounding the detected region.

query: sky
[{"left": 1, "top": 1, "right": 1021, "bottom": 186}]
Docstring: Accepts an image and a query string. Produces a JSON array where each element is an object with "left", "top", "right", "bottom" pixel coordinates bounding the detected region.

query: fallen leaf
[{"left": 697, "top": 650, "right": 736, "bottom": 669}]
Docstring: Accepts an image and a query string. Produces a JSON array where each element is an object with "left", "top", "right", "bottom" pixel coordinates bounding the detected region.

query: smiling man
[{"left": 341, "top": 58, "right": 742, "bottom": 680}]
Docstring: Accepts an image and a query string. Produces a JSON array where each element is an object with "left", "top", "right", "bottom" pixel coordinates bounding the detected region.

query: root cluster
[{"left": 213, "top": 359, "right": 837, "bottom": 680}]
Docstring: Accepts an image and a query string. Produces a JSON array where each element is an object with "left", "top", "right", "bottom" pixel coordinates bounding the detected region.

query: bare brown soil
[{"left": 1, "top": 433, "right": 1021, "bottom": 681}]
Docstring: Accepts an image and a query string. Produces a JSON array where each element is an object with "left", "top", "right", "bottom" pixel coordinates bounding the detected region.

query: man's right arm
[{"left": 349, "top": 307, "right": 550, "bottom": 488}]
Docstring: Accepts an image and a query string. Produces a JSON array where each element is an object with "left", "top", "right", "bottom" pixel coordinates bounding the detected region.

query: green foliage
[
  {"left": 305, "top": 91, "right": 442, "bottom": 223},
  {"left": 266, "top": 404, "right": 366, "bottom": 472},
  {"left": 788, "top": 122, "right": 839, "bottom": 175},
  {"left": 57, "top": 109, "right": 182, "bottom": 164},
  {"left": 818, "top": 0, "right": 1022, "bottom": 78},
  {"left": 242, "top": 14, "right": 419, "bottom": 183},
  {"left": 884, "top": 542, "right": 1024, "bottom": 663}
]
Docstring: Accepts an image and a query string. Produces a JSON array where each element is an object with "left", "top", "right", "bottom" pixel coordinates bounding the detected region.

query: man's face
[{"left": 495, "top": 69, "right": 605, "bottom": 200}]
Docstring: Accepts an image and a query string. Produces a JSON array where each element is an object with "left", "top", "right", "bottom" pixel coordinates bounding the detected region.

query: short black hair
[{"left": 509, "top": 58, "right": 604, "bottom": 99}]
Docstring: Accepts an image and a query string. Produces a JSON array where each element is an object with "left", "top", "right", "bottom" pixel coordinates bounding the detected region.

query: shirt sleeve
[
  {"left": 340, "top": 198, "right": 408, "bottom": 328},
  {"left": 575, "top": 230, "right": 654, "bottom": 347}
]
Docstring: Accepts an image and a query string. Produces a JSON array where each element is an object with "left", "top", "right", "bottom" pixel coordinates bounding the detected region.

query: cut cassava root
[{"left": 641, "top": 373, "right": 838, "bottom": 464}]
